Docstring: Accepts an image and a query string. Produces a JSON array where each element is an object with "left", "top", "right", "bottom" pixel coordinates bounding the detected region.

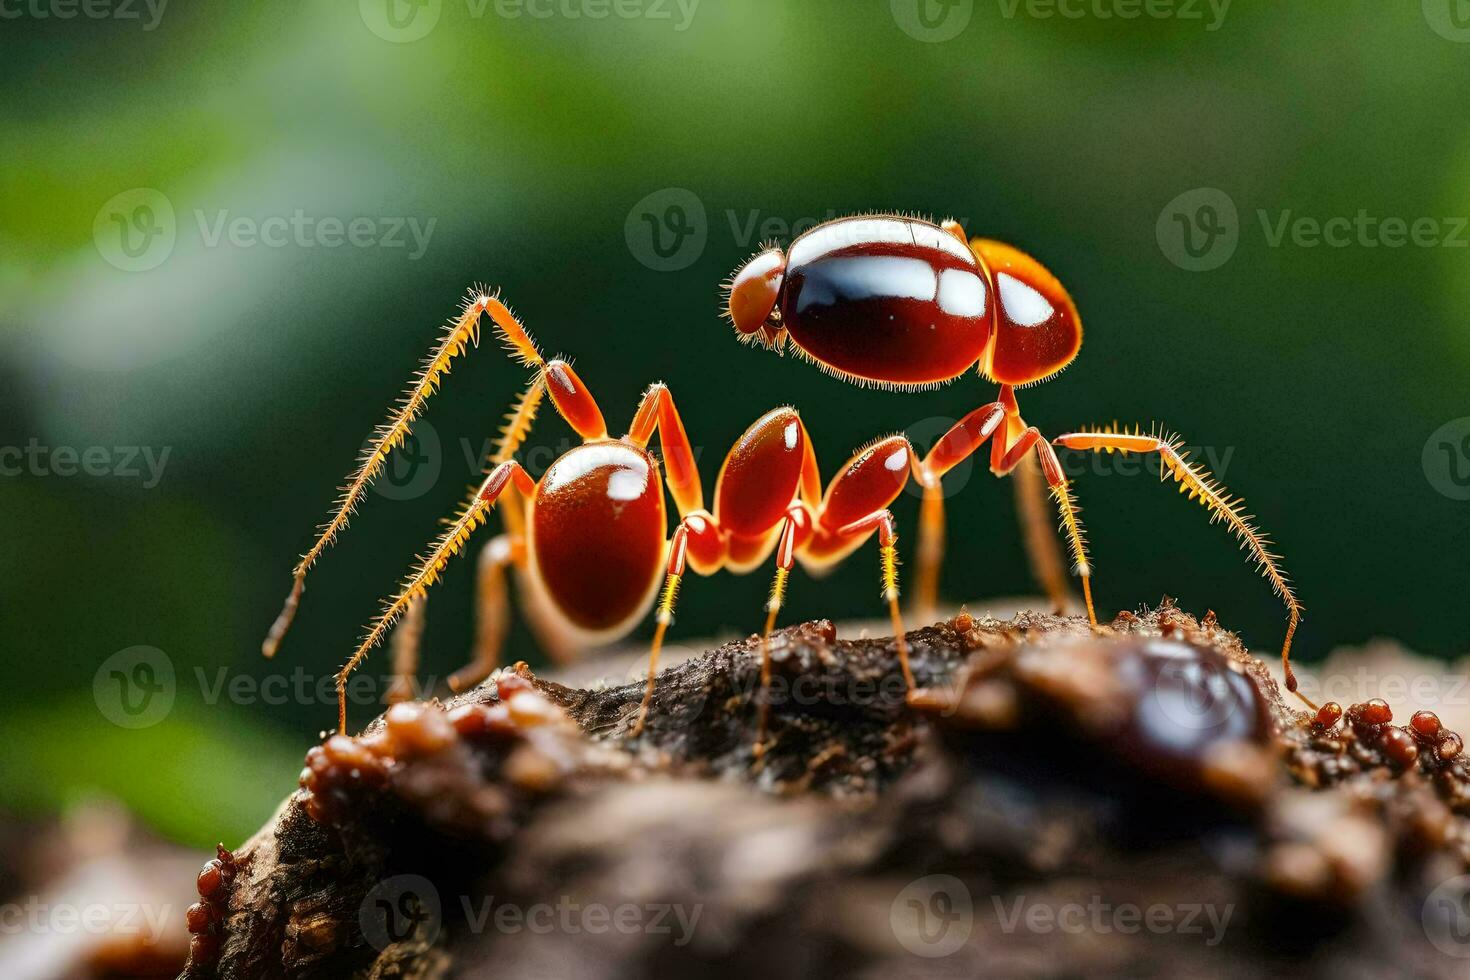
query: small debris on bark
[{"left": 178, "top": 604, "right": 1470, "bottom": 979}]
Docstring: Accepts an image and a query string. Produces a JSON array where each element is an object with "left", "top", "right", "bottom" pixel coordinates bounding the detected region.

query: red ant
[
  {"left": 262, "top": 289, "right": 928, "bottom": 747},
  {"left": 725, "top": 214, "right": 1307, "bottom": 701}
]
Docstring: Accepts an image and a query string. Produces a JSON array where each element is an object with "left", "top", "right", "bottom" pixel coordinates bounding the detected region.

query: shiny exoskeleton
[
  {"left": 262, "top": 288, "right": 920, "bottom": 747},
  {"left": 728, "top": 215, "right": 1081, "bottom": 388},
  {"left": 726, "top": 214, "right": 1308, "bottom": 703}
]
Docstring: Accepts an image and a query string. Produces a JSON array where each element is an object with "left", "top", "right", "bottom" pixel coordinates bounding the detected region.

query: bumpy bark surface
[{"left": 179, "top": 606, "right": 1470, "bottom": 979}]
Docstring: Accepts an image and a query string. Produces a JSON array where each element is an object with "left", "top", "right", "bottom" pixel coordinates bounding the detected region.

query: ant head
[
  {"left": 974, "top": 239, "right": 1083, "bottom": 387},
  {"left": 724, "top": 246, "right": 787, "bottom": 350}
]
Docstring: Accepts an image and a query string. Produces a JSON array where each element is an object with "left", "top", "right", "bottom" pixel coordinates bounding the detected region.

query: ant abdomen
[
  {"left": 782, "top": 217, "right": 991, "bottom": 388},
  {"left": 726, "top": 214, "right": 1083, "bottom": 390}
]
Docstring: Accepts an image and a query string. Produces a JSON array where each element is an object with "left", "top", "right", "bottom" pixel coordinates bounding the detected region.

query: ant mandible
[
  {"left": 261, "top": 288, "right": 926, "bottom": 748},
  {"left": 725, "top": 214, "right": 1308, "bottom": 701}
]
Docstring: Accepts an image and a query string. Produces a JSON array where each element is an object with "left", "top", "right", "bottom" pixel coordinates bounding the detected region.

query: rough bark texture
[{"left": 178, "top": 606, "right": 1470, "bottom": 979}]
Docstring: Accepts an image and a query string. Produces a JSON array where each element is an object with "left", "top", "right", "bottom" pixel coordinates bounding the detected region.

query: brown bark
[{"left": 181, "top": 606, "right": 1470, "bottom": 979}]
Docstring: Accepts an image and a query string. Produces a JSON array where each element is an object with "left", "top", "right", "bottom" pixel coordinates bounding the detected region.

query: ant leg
[
  {"left": 913, "top": 403, "right": 1007, "bottom": 619},
  {"left": 912, "top": 404, "right": 1087, "bottom": 623},
  {"left": 1054, "top": 426, "right": 1309, "bottom": 703},
  {"left": 445, "top": 360, "right": 616, "bottom": 679},
  {"left": 913, "top": 483, "right": 945, "bottom": 622},
  {"left": 385, "top": 593, "right": 427, "bottom": 704},
  {"left": 631, "top": 513, "right": 722, "bottom": 736},
  {"left": 543, "top": 360, "right": 609, "bottom": 441},
  {"left": 447, "top": 534, "right": 522, "bottom": 693},
  {"left": 833, "top": 509, "right": 912, "bottom": 688},
  {"left": 335, "top": 460, "right": 535, "bottom": 734},
  {"left": 754, "top": 509, "right": 805, "bottom": 758},
  {"left": 455, "top": 361, "right": 611, "bottom": 674},
  {"left": 1012, "top": 453, "right": 1072, "bottom": 614},
  {"left": 625, "top": 383, "right": 720, "bottom": 736},
  {"left": 263, "top": 289, "right": 546, "bottom": 659},
  {"left": 625, "top": 382, "right": 705, "bottom": 517},
  {"left": 991, "top": 426, "right": 1096, "bottom": 626},
  {"left": 798, "top": 432, "right": 916, "bottom": 679}
]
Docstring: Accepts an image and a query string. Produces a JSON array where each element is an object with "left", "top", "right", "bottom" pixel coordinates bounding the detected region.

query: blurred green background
[{"left": 2, "top": 0, "right": 1468, "bottom": 848}]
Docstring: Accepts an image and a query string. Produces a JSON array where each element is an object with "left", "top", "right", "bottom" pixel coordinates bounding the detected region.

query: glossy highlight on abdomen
[
  {"left": 530, "top": 443, "right": 666, "bottom": 634},
  {"left": 780, "top": 217, "right": 992, "bottom": 386}
]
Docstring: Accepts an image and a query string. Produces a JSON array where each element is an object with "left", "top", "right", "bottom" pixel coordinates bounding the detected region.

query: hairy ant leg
[
  {"left": 263, "top": 289, "right": 545, "bottom": 659},
  {"left": 1054, "top": 425, "right": 1308, "bottom": 704}
]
